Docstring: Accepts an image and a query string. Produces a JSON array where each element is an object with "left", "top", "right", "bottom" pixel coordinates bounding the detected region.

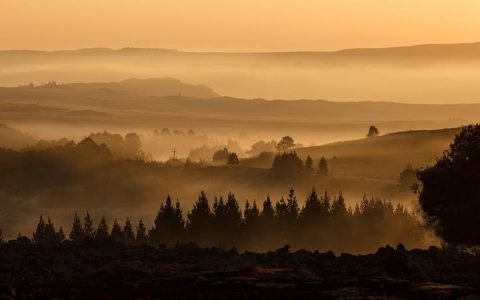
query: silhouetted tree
[
  {"left": 150, "top": 196, "right": 185, "bottom": 246},
  {"left": 187, "top": 191, "right": 214, "bottom": 245},
  {"left": 69, "top": 211, "right": 84, "bottom": 242},
  {"left": 123, "top": 218, "right": 135, "bottom": 244},
  {"left": 227, "top": 152, "right": 239, "bottom": 165},
  {"left": 33, "top": 215, "right": 46, "bottom": 244},
  {"left": 213, "top": 193, "right": 242, "bottom": 248},
  {"left": 331, "top": 192, "right": 348, "bottom": 219},
  {"left": 212, "top": 147, "right": 230, "bottom": 163},
  {"left": 187, "top": 129, "right": 195, "bottom": 136},
  {"left": 111, "top": 218, "right": 125, "bottom": 242},
  {"left": 95, "top": 216, "right": 110, "bottom": 241},
  {"left": 399, "top": 164, "right": 417, "bottom": 190},
  {"left": 34, "top": 216, "right": 64, "bottom": 244},
  {"left": 304, "top": 155, "right": 314, "bottom": 176},
  {"left": 317, "top": 156, "right": 328, "bottom": 177},
  {"left": 272, "top": 152, "right": 304, "bottom": 178},
  {"left": 367, "top": 125, "right": 379, "bottom": 138},
  {"left": 136, "top": 219, "right": 148, "bottom": 245},
  {"left": 276, "top": 136, "right": 295, "bottom": 152},
  {"left": 83, "top": 211, "right": 95, "bottom": 240},
  {"left": 417, "top": 124, "right": 480, "bottom": 246},
  {"left": 301, "top": 188, "right": 322, "bottom": 222}
]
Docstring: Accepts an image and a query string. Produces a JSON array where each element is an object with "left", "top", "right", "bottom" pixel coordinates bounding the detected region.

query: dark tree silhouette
[
  {"left": 34, "top": 216, "right": 64, "bottom": 244},
  {"left": 331, "top": 192, "right": 349, "bottom": 219},
  {"left": 111, "top": 218, "right": 125, "bottom": 242},
  {"left": 304, "top": 155, "right": 314, "bottom": 176},
  {"left": 417, "top": 124, "right": 480, "bottom": 246},
  {"left": 213, "top": 193, "right": 242, "bottom": 248},
  {"left": 227, "top": 152, "right": 239, "bottom": 165},
  {"left": 276, "top": 136, "right": 295, "bottom": 152},
  {"left": 69, "top": 212, "right": 84, "bottom": 242},
  {"left": 187, "top": 191, "right": 214, "bottom": 246},
  {"left": 95, "top": 216, "right": 110, "bottom": 241},
  {"left": 83, "top": 211, "right": 95, "bottom": 240},
  {"left": 367, "top": 125, "right": 379, "bottom": 138},
  {"left": 123, "top": 218, "right": 135, "bottom": 244},
  {"left": 212, "top": 147, "right": 230, "bottom": 163},
  {"left": 317, "top": 156, "right": 328, "bottom": 177},
  {"left": 150, "top": 196, "right": 185, "bottom": 246},
  {"left": 136, "top": 219, "right": 148, "bottom": 245},
  {"left": 272, "top": 152, "right": 304, "bottom": 178}
]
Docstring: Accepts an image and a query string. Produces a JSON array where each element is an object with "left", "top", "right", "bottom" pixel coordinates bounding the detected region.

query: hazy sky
[{"left": 1, "top": 0, "right": 479, "bottom": 51}]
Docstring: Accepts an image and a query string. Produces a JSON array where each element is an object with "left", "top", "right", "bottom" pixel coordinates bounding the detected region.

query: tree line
[{"left": 7, "top": 188, "right": 426, "bottom": 253}]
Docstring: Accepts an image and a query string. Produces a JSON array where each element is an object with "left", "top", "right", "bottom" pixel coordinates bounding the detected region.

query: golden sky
[{"left": 1, "top": 0, "right": 479, "bottom": 51}]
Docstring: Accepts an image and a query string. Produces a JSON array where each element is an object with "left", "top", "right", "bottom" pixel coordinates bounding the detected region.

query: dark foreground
[{"left": 0, "top": 241, "right": 479, "bottom": 299}]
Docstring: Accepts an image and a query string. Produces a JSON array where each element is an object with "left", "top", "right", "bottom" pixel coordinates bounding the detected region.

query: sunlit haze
[{"left": 1, "top": 0, "right": 479, "bottom": 51}]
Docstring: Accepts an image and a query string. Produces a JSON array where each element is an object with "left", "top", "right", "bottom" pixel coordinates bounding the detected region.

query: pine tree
[
  {"left": 111, "top": 218, "right": 124, "bottom": 242},
  {"left": 304, "top": 155, "right": 314, "bottom": 176},
  {"left": 136, "top": 219, "right": 148, "bottom": 245},
  {"left": 95, "top": 216, "right": 110, "bottom": 241},
  {"left": 123, "top": 218, "right": 135, "bottom": 244},
  {"left": 318, "top": 157, "right": 328, "bottom": 177},
  {"left": 83, "top": 211, "right": 95, "bottom": 240},
  {"left": 301, "top": 188, "right": 322, "bottom": 221},
  {"left": 331, "top": 192, "right": 348, "bottom": 218},
  {"left": 286, "top": 189, "right": 300, "bottom": 225},
  {"left": 69, "top": 211, "right": 84, "bottom": 242},
  {"left": 187, "top": 191, "right": 214, "bottom": 246},
  {"left": 57, "top": 227, "right": 66, "bottom": 243},
  {"left": 33, "top": 215, "right": 46, "bottom": 244},
  {"left": 261, "top": 195, "right": 275, "bottom": 220},
  {"left": 150, "top": 196, "right": 185, "bottom": 246}
]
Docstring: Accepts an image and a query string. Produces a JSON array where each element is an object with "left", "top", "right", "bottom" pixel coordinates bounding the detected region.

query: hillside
[
  {"left": 295, "top": 127, "right": 462, "bottom": 180},
  {"left": 2, "top": 43, "right": 480, "bottom": 102}
]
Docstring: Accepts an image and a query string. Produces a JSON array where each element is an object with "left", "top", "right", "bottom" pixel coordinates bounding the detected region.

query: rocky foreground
[{"left": 0, "top": 241, "right": 479, "bottom": 299}]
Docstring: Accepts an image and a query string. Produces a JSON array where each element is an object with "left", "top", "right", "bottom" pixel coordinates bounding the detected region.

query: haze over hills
[
  {"left": 2, "top": 42, "right": 480, "bottom": 102},
  {"left": 0, "top": 78, "right": 475, "bottom": 144}
]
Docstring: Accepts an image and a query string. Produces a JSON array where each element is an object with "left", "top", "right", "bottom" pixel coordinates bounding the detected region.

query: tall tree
[
  {"left": 95, "top": 216, "right": 110, "bottom": 241},
  {"left": 317, "top": 156, "right": 328, "bottom": 177},
  {"left": 83, "top": 211, "right": 95, "bottom": 240},
  {"left": 69, "top": 211, "right": 84, "bottom": 242},
  {"left": 111, "top": 218, "right": 125, "bottom": 242},
  {"left": 304, "top": 155, "right": 314, "bottom": 176},
  {"left": 417, "top": 124, "right": 480, "bottom": 246},
  {"left": 187, "top": 191, "right": 214, "bottom": 246},
  {"left": 150, "top": 196, "right": 185, "bottom": 246},
  {"left": 136, "top": 219, "right": 148, "bottom": 245},
  {"left": 123, "top": 218, "right": 135, "bottom": 244}
]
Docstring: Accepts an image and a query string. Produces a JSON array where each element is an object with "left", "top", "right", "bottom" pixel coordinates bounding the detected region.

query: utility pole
[{"left": 172, "top": 148, "right": 177, "bottom": 161}]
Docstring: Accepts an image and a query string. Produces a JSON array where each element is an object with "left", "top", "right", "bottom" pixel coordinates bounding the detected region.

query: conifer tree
[
  {"left": 318, "top": 157, "right": 328, "bottom": 177},
  {"left": 111, "top": 218, "right": 124, "bottom": 242},
  {"left": 69, "top": 211, "right": 84, "bottom": 242},
  {"left": 136, "top": 219, "right": 148, "bottom": 245},
  {"left": 304, "top": 155, "right": 314, "bottom": 176},
  {"left": 187, "top": 191, "right": 214, "bottom": 245},
  {"left": 95, "top": 216, "right": 110, "bottom": 241},
  {"left": 83, "top": 211, "right": 95, "bottom": 240},
  {"left": 33, "top": 215, "right": 46, "bottom": 244},
  {"left": 150, "top": 196, "right": 185, "bottom": 246},
  {"left": 123, "top": 218, "right": 135, "bottom": 244}
]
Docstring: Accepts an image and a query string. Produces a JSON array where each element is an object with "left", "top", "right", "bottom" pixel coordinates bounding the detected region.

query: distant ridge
[{"left": 2, "top": 41, "right": 480, "bottom": 55}]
